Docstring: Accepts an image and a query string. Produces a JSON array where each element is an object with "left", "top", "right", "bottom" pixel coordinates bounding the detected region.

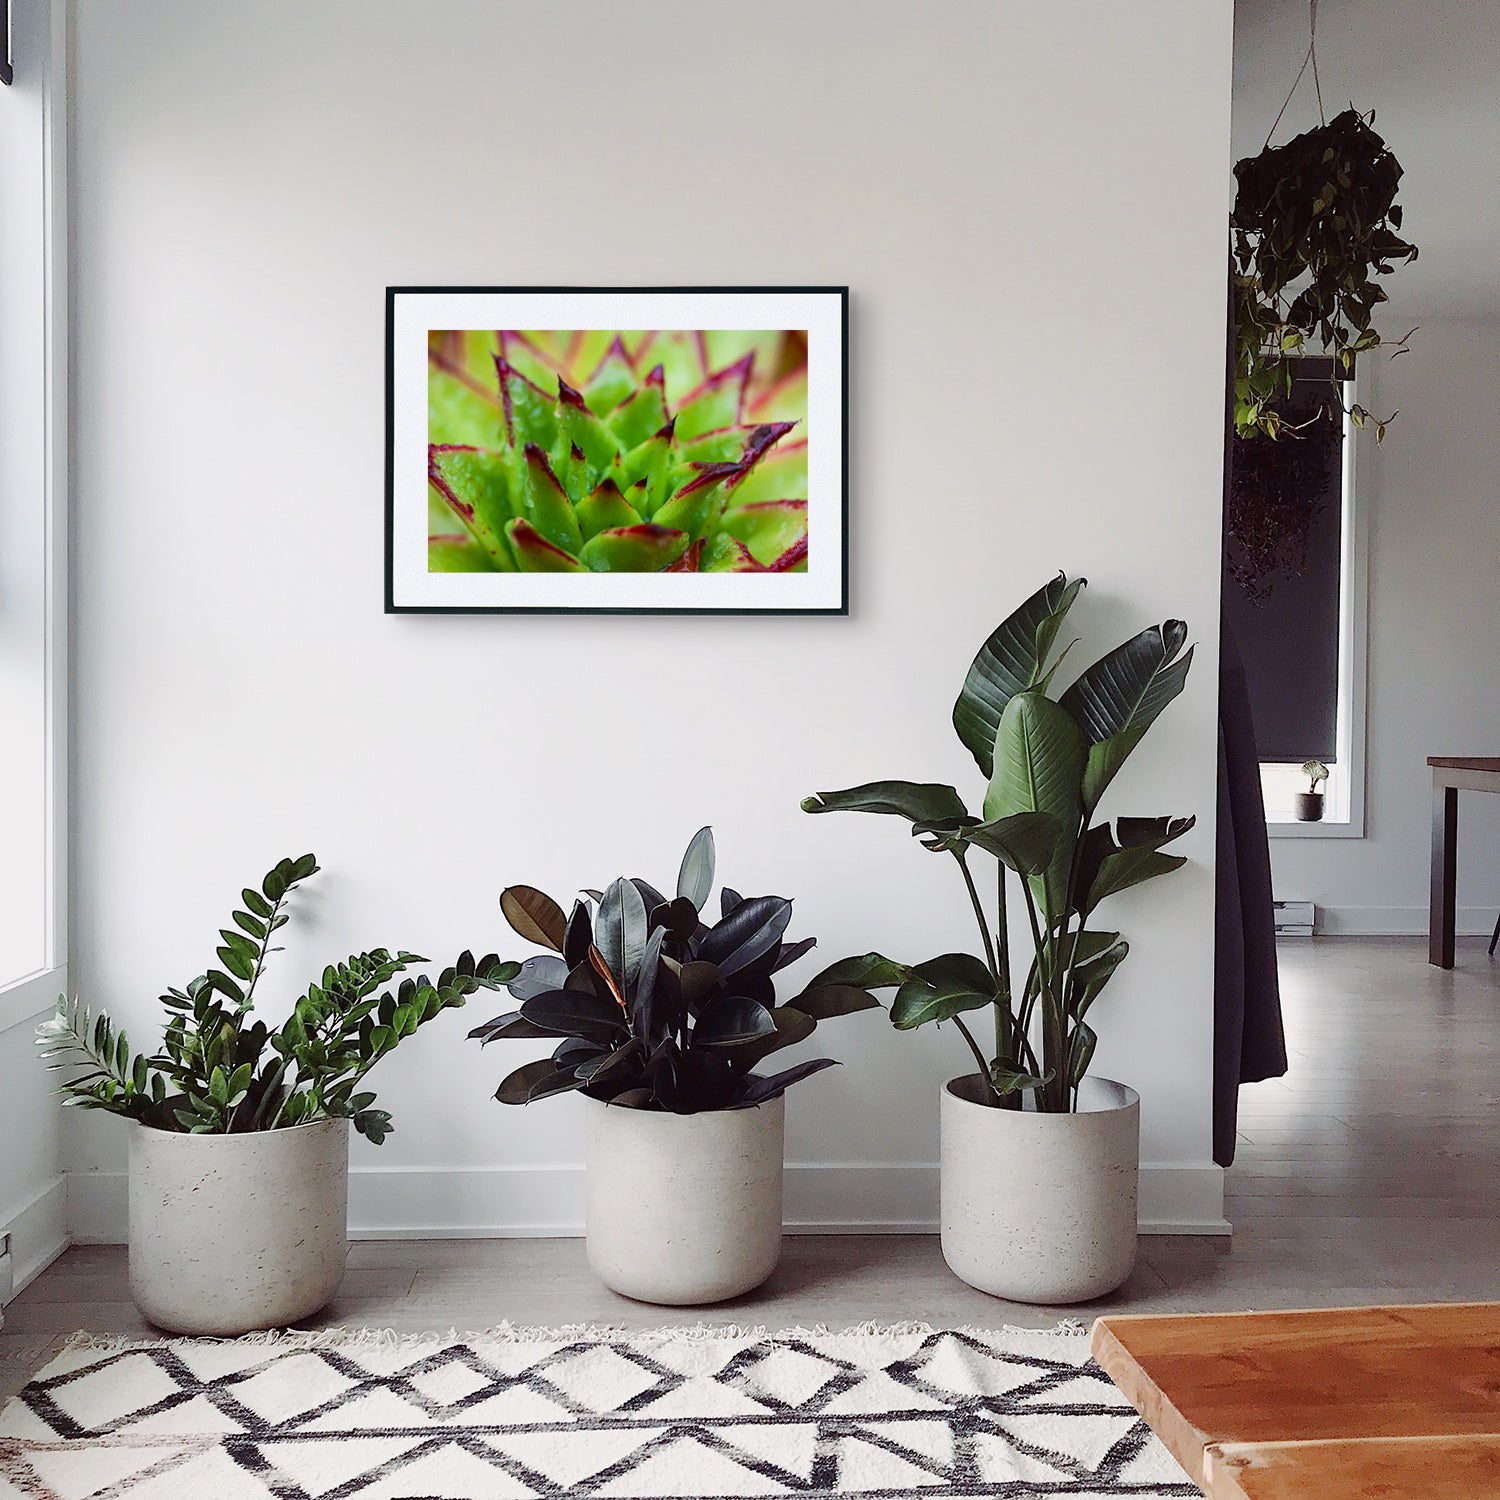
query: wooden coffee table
[{"left": 1092, "top": 1303, "right": 1500, "bottom": 1498}]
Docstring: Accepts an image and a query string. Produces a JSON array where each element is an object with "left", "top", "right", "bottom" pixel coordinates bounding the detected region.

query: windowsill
[{"left": 1265, "top": 816, "right": 1364, "bottom": 840}]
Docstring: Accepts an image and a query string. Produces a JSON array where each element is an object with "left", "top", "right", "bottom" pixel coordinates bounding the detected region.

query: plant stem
[
  {"left": 955, "top": 851, "right": 998, "bottom": 981},
  {"left": 950, "top": 1014, "right": 996, "bottom": 1100}
]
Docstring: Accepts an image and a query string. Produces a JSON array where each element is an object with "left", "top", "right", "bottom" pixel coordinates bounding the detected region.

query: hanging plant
[
  {"left": 1227, "top": 389, "right": 1340, "bottom": 601},
  {"left": 1232, "top": 105, "right": 1417, "bottom": 439}
]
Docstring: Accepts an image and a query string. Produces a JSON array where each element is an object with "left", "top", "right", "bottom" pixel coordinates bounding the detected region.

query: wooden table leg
[{"left": 1430, "top": 781, "right": 1457, "bottom": 969}]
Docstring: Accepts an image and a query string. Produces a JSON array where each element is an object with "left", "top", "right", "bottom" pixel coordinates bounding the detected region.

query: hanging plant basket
[{"left": 1232, "top": 106, "right": 1417, "bottom": 440}]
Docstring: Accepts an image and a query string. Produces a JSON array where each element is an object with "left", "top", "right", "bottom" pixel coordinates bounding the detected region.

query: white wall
[
  {"left": 1233, "top": 0, "right": 1500, "bottom": 932},
  {"left": 66, "top": 0, "right": 1234, "bottom": 1238},
  {"left": 1270, "top": 323, "right": 1500, "bottom": 933}
]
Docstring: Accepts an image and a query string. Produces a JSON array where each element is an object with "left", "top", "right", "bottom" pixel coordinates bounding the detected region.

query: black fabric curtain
[{"left": 1214, "top": 616, "right": 1289, "bottom": 1166}]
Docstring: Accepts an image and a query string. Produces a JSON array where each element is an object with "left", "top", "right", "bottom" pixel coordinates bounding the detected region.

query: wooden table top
[
  {"left": 1204, "top": 1434, "right": 1500, "bottom": 1500},
  {"left": 1428, "top": 756, "right": 1500, "bottom": 771},
  {"left": 1092, "top": 1303, "right": 1500, "bottom": 1496}
]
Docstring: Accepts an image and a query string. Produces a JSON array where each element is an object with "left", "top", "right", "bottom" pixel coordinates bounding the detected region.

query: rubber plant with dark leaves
[
  {"left": 36, "top": 856, "right": 511, "bottom": 1144},
  {"left": 802, "top": 574, "right": 1194, "bottom": 1114},
  {"left": 469, "top": 829, "right": 878, "bottom": 1112},
  {"left": 428, "top": 330, "right": 809, "bottom": 574}
]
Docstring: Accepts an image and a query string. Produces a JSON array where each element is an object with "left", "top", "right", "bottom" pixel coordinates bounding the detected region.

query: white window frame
[
  {"left": 1262, "top": 382, "right": 1369, "bottom": 840},
  {"left": 0, "top": 0, "right": 67, "bottom": 1031}
]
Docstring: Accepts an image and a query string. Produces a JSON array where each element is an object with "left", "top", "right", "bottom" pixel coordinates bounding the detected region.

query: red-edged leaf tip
[
  {"left": 675, "top": 461, "right": 744, "bottom": 498},
  {"left": 741, "top": 422, "right": 797, "bottom": 464},
  {"left": 645, "top": 364, "right": 665, "bottom": 388},
  {"left": 556, "top": 377, "right": 589, "bottom": 411},
  {"left": 523, "top": 442, "right": 568, "bottom": 496},
  {"left": 570, "top": 442, "right": 585, "bottom": 462},
  {"left": 653, "top": 414, "right": 678, "bottom": 442}
]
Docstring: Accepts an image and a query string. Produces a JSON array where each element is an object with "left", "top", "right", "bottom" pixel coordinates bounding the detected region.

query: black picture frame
[{"left": 385, "top": 286, "right": 848, "bottom": 616}]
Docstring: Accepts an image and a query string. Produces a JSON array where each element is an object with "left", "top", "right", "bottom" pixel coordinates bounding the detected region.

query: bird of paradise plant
[{"left": 802, "top": 574, "right": 1196, "bottom": 1113}]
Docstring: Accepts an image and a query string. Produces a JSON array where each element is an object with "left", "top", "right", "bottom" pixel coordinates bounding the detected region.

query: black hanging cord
[
  {"left": 1264, "top": 0, "right": 1326, "bottom": 148},
  {"left": 1, "top": 0, "right": 12, "bottom": 86}
]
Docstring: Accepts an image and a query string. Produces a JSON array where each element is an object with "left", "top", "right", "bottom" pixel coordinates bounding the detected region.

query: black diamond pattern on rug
[{"left": 0, "top": 1326, "right": 1200, "bottom": 1498}]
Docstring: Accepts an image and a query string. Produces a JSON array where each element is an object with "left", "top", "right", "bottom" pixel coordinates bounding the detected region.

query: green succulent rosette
[{"left": 427, "top": 330, "right": 809, "bottom": 574}]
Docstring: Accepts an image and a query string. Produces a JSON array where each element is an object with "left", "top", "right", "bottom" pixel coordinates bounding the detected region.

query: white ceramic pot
[
  {"left": 940, "top": 1073, "right": 1139, "bottom": 1304},
  {"left": 585, "top": 1094, "right": 784, "bottom": 1305},
  {"left": 128, "top": 1117, "right": 350, "bottom": 1335}
]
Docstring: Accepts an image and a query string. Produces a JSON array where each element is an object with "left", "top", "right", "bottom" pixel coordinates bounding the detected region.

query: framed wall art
[{"left": 385, "top": 286, "right": 847, "bottom": 614}]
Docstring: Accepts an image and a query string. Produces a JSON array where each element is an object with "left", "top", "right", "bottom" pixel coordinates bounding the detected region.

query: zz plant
[
  {"left": 470, "top": 828, "right": 875, "bottom": 1112},
  {"left": 802, "top": 574, "right": 1193, "bottom": 1114},
  {"left": 37, "top": 855, "right": 509, "bottom": 1143}
]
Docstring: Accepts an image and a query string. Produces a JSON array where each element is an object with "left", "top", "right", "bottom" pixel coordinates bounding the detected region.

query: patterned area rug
[{"left": 0, "top": 1322, "right": 1196, "bottom": 1498}]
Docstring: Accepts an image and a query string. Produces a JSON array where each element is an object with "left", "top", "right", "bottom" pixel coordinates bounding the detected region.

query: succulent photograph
[{"left": 427, "top": 329, "right": 810, "bottom": 575}]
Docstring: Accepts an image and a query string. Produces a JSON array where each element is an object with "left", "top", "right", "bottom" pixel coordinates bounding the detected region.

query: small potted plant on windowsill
[
  {"left": 470, "top": 828, "right": 874, "bottom": 1306},
  {"left": 1296, "top": 761, "right": 1329, "bottom": 821},
  {"left": 36, "top": 855, "right": 507, "bottom": 1336},
  {"left": 802, "top": 574, "right": 1195, "bottom": 1305}
]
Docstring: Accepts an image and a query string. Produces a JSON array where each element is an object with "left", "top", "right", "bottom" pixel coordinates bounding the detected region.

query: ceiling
[{"left": 1233, "top": 0, "right": 1500, "bottom": 321}]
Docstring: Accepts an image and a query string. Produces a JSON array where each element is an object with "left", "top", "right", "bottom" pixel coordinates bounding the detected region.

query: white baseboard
[
  {"left": 1, "top": 1176, "right": 69, "bottom": 1302},
  {"left": 66, "top": 1161, "right": 1228, "bottom": 1243},
  {"left": 1313, "top": 905, "right": 1496, "bottom": 936}
]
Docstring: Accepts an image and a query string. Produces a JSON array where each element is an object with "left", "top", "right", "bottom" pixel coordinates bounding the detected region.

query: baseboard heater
[{"left": 1273, "top": 899, "right": 1316, "bottom": 937}]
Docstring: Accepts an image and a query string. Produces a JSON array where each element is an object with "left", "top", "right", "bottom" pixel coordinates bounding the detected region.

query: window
[
  {"left": 0, "top": 0, "right": 67, "bottom": 1025},
  {"left": 1223, "top": 359, "right": 1368, "bottom": 837}
]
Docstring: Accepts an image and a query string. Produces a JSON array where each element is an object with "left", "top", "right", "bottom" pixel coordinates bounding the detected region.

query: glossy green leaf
[
  {"left": 959, "top": 811, "right": 1063, "bottom": 877},
  {"left": 697, "top": 534, "right": 764, "bottom": 572},
  {"left": 953, "top": 573, "right": 1083, "bottom": 776},
  {"left": 575, "top": 479, "right": 641, "bottom": 541},
  {"left": 428, "top": 534, "right": 499, "bottom": 572},
  {"left": 506, "top": 517, "right": 584, "bottom": 572},
  {"left": 606, "top": 369, "right": 668, "bottom": 451},
  {"left": 1078, "top": 816, "right": 1195, "bottom": 915},
  {"left": 1059, "top": 621, "right": 1193, "bottom": 811},
  {"left": 653, "top": 465, "right": 738, "bottom": 541},
  {"left": 889, "top": 953, "right": 995, "bottom": 1030},
  {"left": 428, "top": 362, "right": 502, "bottom": 449},
  {"left": 989, "top": 1060, "right": 1054, "bottom": 1096},
  {"left": 787, "top": 983, "right": 883, "bottom": 1019},
  {"left": 674, "top": 354, "right": 751, "bottom": 440},
  {"left": 556, "top": 379, "right": 621, "bottom": 472},
  {"left": 982, "top": 691, "right": 1086, "bottom": 914},
  {"left": 518, "top": 443, "right": 584, "bottom": 555},
  {"left": 579, "top": 523, "right": 690, "bottom": 573},
  {"left": 581, "top": 338, "right": 636, "bottom": 418},
  {"left": 801, "top": 781, "right": 970, "bottom": 826},
  {"left": 805, "top": 952, "right": 912, "bottom": 991},
  {"left": 717, "top": 500, "right": 808, "bottom": 568}
]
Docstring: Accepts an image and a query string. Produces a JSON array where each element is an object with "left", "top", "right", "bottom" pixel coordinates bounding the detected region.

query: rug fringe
[{"left": 63, "top": 1317, "right": 1088, "bottom": 1355}]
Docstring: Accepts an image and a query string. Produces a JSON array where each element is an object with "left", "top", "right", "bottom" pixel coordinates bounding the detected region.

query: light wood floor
[{"left": 3, "top": 937, "right": 1495, "bottom": 1401}]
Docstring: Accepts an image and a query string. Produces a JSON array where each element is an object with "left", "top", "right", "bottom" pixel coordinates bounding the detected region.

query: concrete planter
[
  {"left": 940, "top": 1073, "right": 1139, "bottom": 1304},
  {"left": 128, "top": 1117, "right": 350, "bottom": 1335},
  {"left": 1294, "top": 791, "right": 1325, "bottom": 822},
  {"left": 585, "top": 1094, "right": 784, "bottom": 1305}
]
